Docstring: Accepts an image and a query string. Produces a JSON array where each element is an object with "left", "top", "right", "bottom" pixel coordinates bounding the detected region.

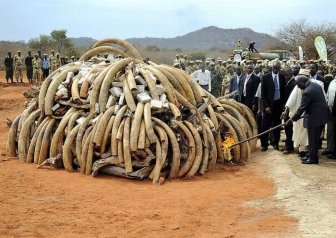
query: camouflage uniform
[
  {"left": 32, "top": 56, "right": 42, "bottom": 83},
  {"left": 55, "top": 54, "right": 61, "bottom": 69},
  {"left": 210, "top": 67, "right": 222, "bottom": 98},
  {"left": 14, "top": 52, "right": 24, "bottom": 82},
  {"left": 49, "top": 51, "right": 58, "bottom": 72}
]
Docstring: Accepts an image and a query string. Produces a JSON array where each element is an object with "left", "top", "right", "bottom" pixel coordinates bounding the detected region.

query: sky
[{"left": 1, "top": 0, "right": 336, "bottom": 42}]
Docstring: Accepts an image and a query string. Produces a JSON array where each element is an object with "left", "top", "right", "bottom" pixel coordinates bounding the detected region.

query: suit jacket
[
  {"left": 240, "top": 74, "right": 260, "bottom": 109},
  {"left": 261, "top": 72, "right": 286, "bottom": 110},
  {"left": 292, "top": 81, "right": 330, "bottom": 128},
  {"left": 229, "top": 74, "right": 245, "bottom": 101},
  {"left": 315, "top": 74, "right": 327, "bottom": 92},
  {"left": 284, "top": 77, "right": 297, "bottom": 104}
]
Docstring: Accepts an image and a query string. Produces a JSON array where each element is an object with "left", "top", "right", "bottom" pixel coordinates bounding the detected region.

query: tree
[
  {"left": 276, "top": 19, "right": 336, "bottom": 59},
  {"left": 28, "top": 29, "right": 76, "bottom": 55},
  {"left": 188, "top": 51, "right": 206, "bottom": 61},
  {"left": 28, "top": 34, "right": 52, "bottom": 53},
  {"left": 50, "top": 29, "right": 73, "bottom": 53}
]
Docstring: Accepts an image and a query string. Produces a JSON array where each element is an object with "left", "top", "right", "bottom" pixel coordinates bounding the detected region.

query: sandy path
[{"left": 0, "top": 72, "right": 298, "bottom": 237}]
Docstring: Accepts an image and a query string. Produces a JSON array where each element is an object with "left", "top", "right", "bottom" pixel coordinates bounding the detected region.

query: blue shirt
[{"left": 42, "top": 58, "right": 49, "bottom": 69}]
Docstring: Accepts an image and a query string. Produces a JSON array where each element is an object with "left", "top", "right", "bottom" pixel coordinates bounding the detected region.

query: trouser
[
  {"left": 308, "top": 125, "right": 324, "bottom": 162},
  {"left": 260, "top": 101, "right": 282, "bottom": 148},
  {"left": 326, "top": 119, "right": 335, "bottom": 152},
  {"left": 284, "top": 118, "right": 294, "bottom": 150},
  {"left": 14, "top": 66, "right": 23, "bottom": 82},
  {"left": 256, "top": 112, "right": 263, "bottom": 134},
  {"left": 33, "top": 68, "right": 41, "bottom": 83},
  {"left": 200, "top": 84, "right": 209, "bottom": 91},
  {"left": 42, "top": 68, "right": 49, "bottom": 79},
  {"left": 26, "top": 65, "right": 33, "bottom": 82},
  {"left": 5, "top": 67, "right": 13, "bottom": 82}
]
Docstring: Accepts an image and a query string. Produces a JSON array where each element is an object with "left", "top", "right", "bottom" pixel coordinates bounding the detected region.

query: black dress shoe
[
  {"left": 261, "top": 147, "right": 268, "bottom": 152},
  {"left": 273, "top": 145, "right": 279, "bottom": 150},
  {"left": 321, "top": 150, "right": 332, "bottom": 155},
  {"left": 298, "top": 151, "right": 307, "bottom": 158},
  {"left": 327, "top": 154, "right": 336, "bottom": 159},
  {"left": 302, "top": 159, "right": 319, "bottom": 164},
  {"left": 300, "top": 156, "right": 309, "bottom": 161}
]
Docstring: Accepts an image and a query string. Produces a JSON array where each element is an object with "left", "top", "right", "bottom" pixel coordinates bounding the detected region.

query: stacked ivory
[{"left": 8, "top": 38, "right": 257, "bottom": 183}]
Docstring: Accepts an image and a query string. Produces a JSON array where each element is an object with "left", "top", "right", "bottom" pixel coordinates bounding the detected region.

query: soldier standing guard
[
  {"left": 55, "top": 53, "right": 61, "bottom": 69},
  {"left": 49, "top": 50, "right": 57, "bottom": 72},
  {"left": 25, "top": 51, "right": 33, "bottom": 83},
  {"left": 32, "top": 53, "right": 42, "bottom": 84},
  {"left": 14, "top": 51, "right": 24, "bottom": 82},
  {"left": 4, "top": 52, "right": 14, "bottom": 83},
  {"left": 209, "top": 62, "right": 222, "bottom": 97}
]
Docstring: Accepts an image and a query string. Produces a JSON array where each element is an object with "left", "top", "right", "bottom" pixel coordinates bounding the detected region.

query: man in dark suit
[
  {"left": 240, "top": 63, "right": 260, "bottom": 112},
  {"left": 260, "top": 61, "right": 285, "bottom": 151},
  {"left": 229, "top": 65, "right": 245, "bottom": 102},
  {"left": 281, "top": 67, "right": 297, "bottom": 154},
  {"left": 310, "top": 63, "right": 327, "bottom": 91},
  {"left": 291, "top": 76, "right": 330, "bottom": 164}
]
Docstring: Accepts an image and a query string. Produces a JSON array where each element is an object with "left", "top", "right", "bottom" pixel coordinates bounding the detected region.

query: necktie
[
  {"left": 244, "top": 75, "right": 250, "bottom": 96},
  {"left": 273, "top": 75, "right": 280, "bottom": 100}
]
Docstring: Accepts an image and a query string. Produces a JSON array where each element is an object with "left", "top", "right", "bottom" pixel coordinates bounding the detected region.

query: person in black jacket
[
  {"left": 310, "top": 63, "right": 327, "bottom": 91},
  {"left": 4, "top": 52, "right": 13, "bottom": 83},
  {"left": 281, "top": 67, "right": 297, "bottom": 154},
  {"left": 25, "top": 51, "right": 33, "bottom": 83},
  {"left": 260, "top": 61, "right": 286, "bottom": 151},
  {"left": 240, "top": 63, "right": 260, "bottom": 113},
  {"left": 291, "top": 76, "right": 330, "bottom": 164}
]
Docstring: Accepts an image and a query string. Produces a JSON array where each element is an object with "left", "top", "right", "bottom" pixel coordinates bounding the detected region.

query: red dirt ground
[{"left": 0, "top": 72, "right": 297, "bottom": 237}]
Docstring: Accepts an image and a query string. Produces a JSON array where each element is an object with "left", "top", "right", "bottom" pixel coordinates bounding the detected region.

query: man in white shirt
[{"left": 191, "top": 63, "right": 211, "bottom": 92}]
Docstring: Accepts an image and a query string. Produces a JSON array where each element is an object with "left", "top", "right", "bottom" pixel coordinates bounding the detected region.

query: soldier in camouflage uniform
[
  {"left": 221, "top": 64, "right": 235, "bottom": 96},
  {"left": 32, "top": 53, "right": 42, "bottom": 83},
  {"left": 216, "top": 57, "right": 226, "bottom": 79},
  {"left": 173, "top": 54, "right": 180, "bottom": 65},
  {"left": 55, "top": 53, "right": 61, "bottom": 69},
  {"left": 209, "top": 62, "right": 222, "bottom": 98},
  {"left": 14, "top": 51, "right": 24, "bottom": 82},
  {"left": 49, "top": 50, "right": 58, "bottom": 72}
]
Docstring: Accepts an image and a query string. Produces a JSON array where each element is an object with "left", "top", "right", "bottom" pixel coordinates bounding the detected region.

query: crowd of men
[
  {"left": 3, "top": 50, "right": 77, "bottom": 84},
  {"left": 177, "top": 54, "right": 336, "bottom": 165}
]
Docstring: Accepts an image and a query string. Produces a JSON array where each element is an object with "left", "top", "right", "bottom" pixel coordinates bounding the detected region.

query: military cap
[
  {"left": 71, "top": 56, "right": 75, "bottom": 58},
  {"left": 173, "top": 62, "right": 180, "bottom": 67},
  {"left": 257, "top": 59, "right": 263, "bottom": 63},
  {"left": 28, "top": 51, "right": 31, "bottom": 53},
  {"left": 43, "top": 53, "right": 47, "bottom": 56},
  {"left": 195, "top": 60, "right": 202, "bottom": 63},
  {"left": 65, "top": 56, "right": 68, "bottom": 59},
  {"left": 17, "top": 50, "right": 21, "bottom": 53},
  {"left": 189, "top": 60, "right": 194, "bottom": 64},
  {"left": 222, "top": 61, "right": 227, "bottom": 64},
  {"left": 56, "top": 53, "right": 59, "bottom": 56},
  {"left": 51, "top": 50, "right": 54, "bottom": 52}
]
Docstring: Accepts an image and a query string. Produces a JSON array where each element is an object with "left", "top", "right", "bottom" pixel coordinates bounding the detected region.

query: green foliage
[
  {"left": 188, "top": 51, "right": 207, "bottom": 61},
  {"left": 27, "top": 29, "right": 76, "bottom": 55},
  {"left": 28, "top": 34, "right": 52, "bottom": 53},
  {"left": 145, "top": 45, "right": 160, "bottom": 52},
  {"left": 50, "top": 29, "right": 73, "bottom": 53}
]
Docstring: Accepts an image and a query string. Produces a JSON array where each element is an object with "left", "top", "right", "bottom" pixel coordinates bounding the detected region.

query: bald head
[
  {"left": 272, "top": 61, "right": 281, "bottom": 74},
  {"left": 296, "top": 76, "right": 309, "bottom": 89}
]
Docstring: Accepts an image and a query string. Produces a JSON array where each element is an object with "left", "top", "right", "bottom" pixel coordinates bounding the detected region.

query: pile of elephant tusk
[{"left": 8, "top": 38, "right": 257, "bottom": 184}]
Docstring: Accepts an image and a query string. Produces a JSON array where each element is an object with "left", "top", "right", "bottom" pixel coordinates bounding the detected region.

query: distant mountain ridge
[
  {"left": 127, "top": 26, "right": 279, "bottom": 50},
  {"left": 69, "top": 37, "right": 97, "bottom": 48}
]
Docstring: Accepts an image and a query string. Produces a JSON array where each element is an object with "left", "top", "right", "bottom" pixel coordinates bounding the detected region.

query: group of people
[
  {"left": 3, "top": 50, "right": 77, "bottom": 84},
  {"left": 188, "top": 55, "right": 336, "bottom": 165}
]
